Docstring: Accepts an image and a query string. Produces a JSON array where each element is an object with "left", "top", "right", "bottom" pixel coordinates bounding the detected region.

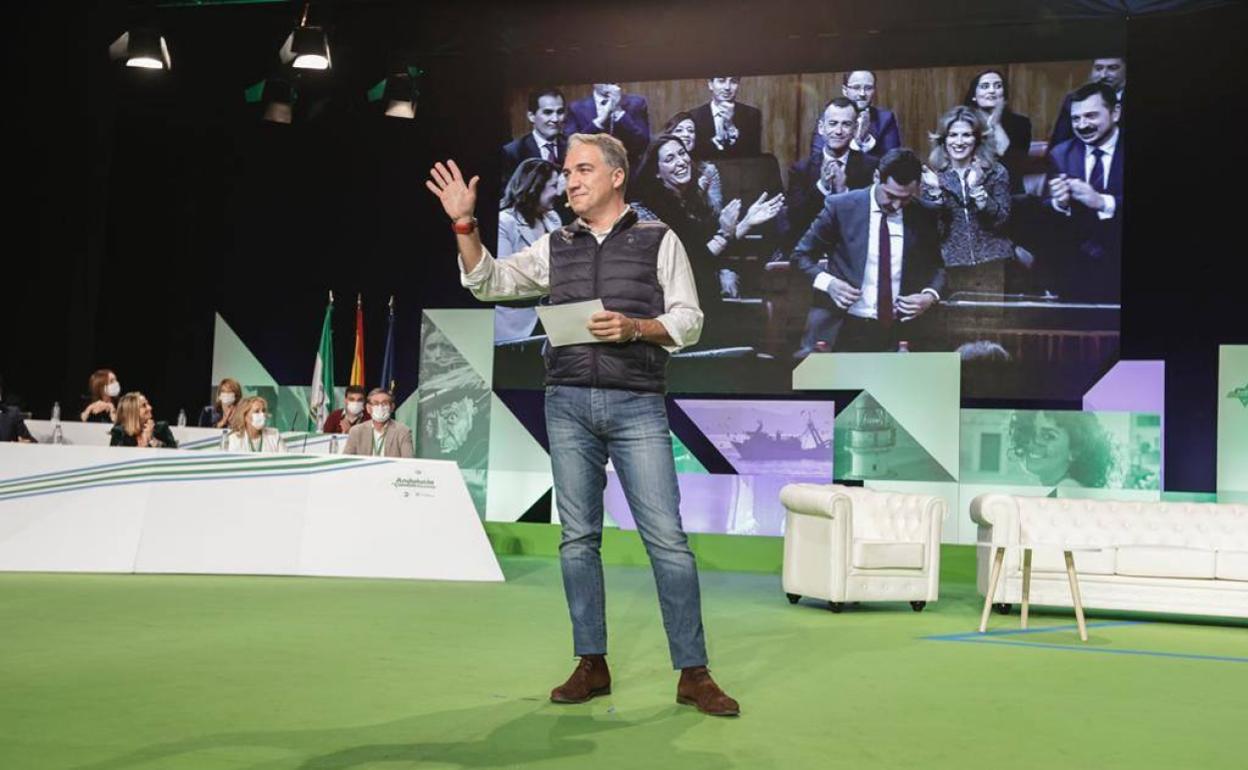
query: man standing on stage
[{"left": 425, "top": 133, "right": 739, "bottom": 717}]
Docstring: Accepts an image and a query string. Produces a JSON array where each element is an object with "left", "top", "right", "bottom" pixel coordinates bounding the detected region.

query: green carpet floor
[{"left": 2, "top": 548, "right": 1246, "bottom": 770}]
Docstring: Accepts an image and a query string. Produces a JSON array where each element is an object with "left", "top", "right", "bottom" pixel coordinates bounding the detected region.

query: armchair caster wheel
[
  {"left": 994, "top": 603, "right": 1012, "bottom": 615},
  {"left": 827, "top": 602, "right": 844, "bottom": 613},
  {"left": 910, "top": 601, "right": 926, "bottom": 612},
  {"left": 786, "top": 593, "right": 800, "bottom": 604}
]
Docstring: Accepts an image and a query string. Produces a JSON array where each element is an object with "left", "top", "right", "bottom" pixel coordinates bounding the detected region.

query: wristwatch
[{"left": 451, "top": 217, "right": 477, "bottom": 235}]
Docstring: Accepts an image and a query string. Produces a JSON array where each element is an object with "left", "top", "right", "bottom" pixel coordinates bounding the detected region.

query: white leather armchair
[{"left": 780, "top": 483, "right": 946, "bottom": 612}]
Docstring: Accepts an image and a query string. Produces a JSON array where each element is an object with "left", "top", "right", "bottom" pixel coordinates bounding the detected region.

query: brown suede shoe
[
  {"left": 550, "top": 655, "right": 611, "bottom": 704},
  {"left": 676, "top": 666, "right": 740, "bottom": 716}
]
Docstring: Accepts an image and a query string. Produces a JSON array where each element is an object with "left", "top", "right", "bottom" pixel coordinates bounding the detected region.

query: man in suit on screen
[{"left": 791, "top": 148, "right": 945, "bottom": 355}]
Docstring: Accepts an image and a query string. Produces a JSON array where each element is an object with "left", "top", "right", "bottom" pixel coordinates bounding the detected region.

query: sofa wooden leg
[
  {"left": 1064, "top": 550, "right": 1088, "bottom": 642},
  {"left": 827, "top": 601, "right": 844, "bottom": 613},
  {"left": 786, "top": 593, "right": 800, "bottom": 605},
  {"left": 1021, "top": 548, "right": 1033, "bottom": 630},
  {"left": 910, "top": 601, "right": 926, "bottom": 612},
  {"left": 979, "top": 546, "right": 1005, "bottom": 633}
]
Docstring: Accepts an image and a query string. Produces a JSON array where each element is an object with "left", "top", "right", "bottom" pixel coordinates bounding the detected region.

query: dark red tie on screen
[
  {"left": 1090, "top": 148, "right": 1107, "bottom": 193},
  {"left": 877, "top": 212, "right": 893, "bottom": 328}
]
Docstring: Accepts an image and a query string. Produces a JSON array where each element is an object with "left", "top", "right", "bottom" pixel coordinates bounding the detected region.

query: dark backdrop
[{"left": 1, "top": 0, "right": 1243, "bottom": 493}]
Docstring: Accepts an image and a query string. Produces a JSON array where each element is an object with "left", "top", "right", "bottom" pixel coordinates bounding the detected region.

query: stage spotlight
[
  {"left": 279, "top": 2, "right": 331, "bottom": 71},
  {"left": 368, "top": 64, "right": 424, "bottom": 119},
  {"left": 245, "top": 78, "right": 296, "bottom": 124},
  {"left": 108, "top": 28, "right": 172, "bottom": 71}
]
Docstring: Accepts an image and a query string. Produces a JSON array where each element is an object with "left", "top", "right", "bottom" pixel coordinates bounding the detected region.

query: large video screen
[{"left": 492, "top": 58, "right": 1126, "bottom": 400}]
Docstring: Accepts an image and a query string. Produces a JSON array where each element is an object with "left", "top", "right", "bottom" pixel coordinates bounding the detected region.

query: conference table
[{"left": 0, "top": 441, "right": 503, "bottom": 583}]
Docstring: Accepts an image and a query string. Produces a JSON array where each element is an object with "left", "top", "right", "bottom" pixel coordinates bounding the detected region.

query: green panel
[
  {"left": 424, "top": 309, "right": 495, "bottom": 385},
  {"left": 835, "top": 392, "right": 954, "bottom": 482},
  {"left": 671, "top": 432, "right": 708, "bottom": 474},
  {"left": 485, "top": 393, "right": 552, "bottom": 522},
  {"left": 793, "top": 352, "right": 961, "bottom": 479},
  {"left": 1217, "top": 345, "right": 1248, "bottom": 498},
  {"left": 210, "top": 313, "right": 278, "bottom": 391},
  {"left": 483, "top": 522, "right": 783, "bottom": 573}
]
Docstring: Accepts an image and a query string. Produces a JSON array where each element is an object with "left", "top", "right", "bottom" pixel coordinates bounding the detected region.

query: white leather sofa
[
  {"left": 971, "top": 494, "right": 1248, "bottom": 619},
  {"left": 780, "top": 483, "right": 945, "bottom": 612}
]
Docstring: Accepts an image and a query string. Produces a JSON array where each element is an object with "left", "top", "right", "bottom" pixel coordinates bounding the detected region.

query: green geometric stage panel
[
  {"left": 1218, "top": 345, "right": 1248, "bottom": 501},
  {"left": 424, "top": 309, "right": 495, "bottom": 385},
  {"left": 416, "top": 312, "right": 492, "bottom": 518},
  {"left": 211, "top": 313, "right": 279, "bottom": 390},
  {"left": 835, "top": 392, "right": 954, "bottom": 483},
  {"left": 794, "top": 352, "right": 961, "bottom": 479},
  {"left": 485, "top": 393, "right": 552, "bottom": 522}
]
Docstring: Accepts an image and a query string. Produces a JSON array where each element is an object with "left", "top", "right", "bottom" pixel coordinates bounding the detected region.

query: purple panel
[
  {"left": 674, "top": 399, "right": 835, "bottom": 480},
  {"left": 1083, "top": 360, "right": 1165, "bottom": 486},
  {"left": 605, "top": 473, "right": 793, "bottom": 537}
]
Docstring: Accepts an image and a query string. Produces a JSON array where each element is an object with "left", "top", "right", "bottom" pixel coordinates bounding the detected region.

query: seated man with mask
[
  {"left": 323, "top": 384, "right": 370, "bottom": 434},
  {"left": 343, "top": 388, "right": 414, "bottom": 458}
]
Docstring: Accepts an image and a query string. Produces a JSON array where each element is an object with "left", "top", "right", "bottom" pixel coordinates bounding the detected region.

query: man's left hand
[
  {"left": 588, "top": 311, "right": 637, "bottom": 343},
  {"left": 895, "top": 292, "right": 935, "bottom": 321},
  {"left": 1067, "top": 179, "right": 1106, "bottom": 210}
]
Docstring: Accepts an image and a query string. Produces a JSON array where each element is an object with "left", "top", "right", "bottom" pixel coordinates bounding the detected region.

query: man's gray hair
[
  {"left": 367, "top": 387, "right": 395, "bottom": 405},
  {"left": 568, "top": 132, "right": 629, "bottom": 189}
]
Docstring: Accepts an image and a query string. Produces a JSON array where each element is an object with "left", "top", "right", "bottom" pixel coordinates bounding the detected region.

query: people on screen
[
  {"left": 1009, "top": 410, "right": 1114, "bottom": 488},
  {"left": 632, "top": 134, "right": 783, "bottom": 332},
  {"left": 1050, "top": 58, "right": 1126, "bottom": 147},
  {"left": 1044, "top": 81, "right": 1123, "bottom": 302},
  {"left": 323, "top": 384, "right": 369, "bottom": 434},
  {"left": 662, "top": 112, "right": 723, "bottom": 214},
  {"left": 690, "top": 76, "right": 763, "bottom": 159},
  {"left": 344, "top": 388, "right": 413, "bottom": 458},
  {"left": 109, "top": 392, "right": 178, "bottom": 448},
  {"left": 810, "top": 70, "right": 901, "bottom": 159},
  {"left": 224, "top": 396, "right": 286, "bottom": 452},
  {"left": 501, "top": 87, "right": 568, "bottom": 186},
  {"left": 495, "top": 158, "right": 565, "bottom": 342},
  {"left": 791, "top": 148, "right": 945, "bottom": 355},
  {"left": 199, "top": 377, "right": 242, "bottom": 428},
  {"left": 963, "top": 69, "right": 1032, "bottom": 196},
  {"left": 81, "top": 368, "right": 120, "bottom": 423},
  {"left": 919, "top": 106, "right": 1014, "bottom": 299},
  {"left": 564, "top": 83, "right": 650, "bottom": 167},
  {"left": 780, "top": 97, "right": 879, "bottom": 254}
]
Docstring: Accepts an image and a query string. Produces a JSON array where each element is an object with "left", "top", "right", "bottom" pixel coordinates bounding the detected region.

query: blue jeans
[{"left": 545, "top": 385, "right": 708, "bottom": 669}]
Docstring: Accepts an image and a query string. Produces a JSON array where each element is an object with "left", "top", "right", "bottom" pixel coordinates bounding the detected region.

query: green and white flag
[{"left": 309, "top": 295, "right": 335, "bottom": 430}]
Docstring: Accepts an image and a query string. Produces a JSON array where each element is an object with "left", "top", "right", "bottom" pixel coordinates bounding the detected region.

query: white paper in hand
[{"left": 536, "top": 299, "right": 606, "bottom": 347}]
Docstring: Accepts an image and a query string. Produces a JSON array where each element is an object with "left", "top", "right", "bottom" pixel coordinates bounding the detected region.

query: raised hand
[
  {"left": 855, "top": 109, "right": 872, "bottom": 143},
  {"left": 1067, "top": 178, "right": 1106, "bottom": 210},
  {"left": 425, "top": 160, "right": 480, "bottom": 222},
  {"left": 1048, "top": 174, "right": 1072, "bottom": 209},
  {"left": 739, "top": 191, "right": 785, "bottom": 234},
  {"left": 921, "top": 166, "right": 941, "bottom": 197},
  {"left": 718, "top": 198, "right": 742, "bottom": 235}
]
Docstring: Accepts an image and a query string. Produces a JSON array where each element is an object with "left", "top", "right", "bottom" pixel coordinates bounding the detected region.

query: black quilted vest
[{"left": 544, "top": 209, "right": 670, "bottom": 392}]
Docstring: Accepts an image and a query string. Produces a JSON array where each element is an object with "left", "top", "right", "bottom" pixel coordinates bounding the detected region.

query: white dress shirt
[
  {"left": 460, "top": 207, "right": 704, "bottom": 352},
  {"left": 531, "top": 130, "right": 560, "bottom": 164}
]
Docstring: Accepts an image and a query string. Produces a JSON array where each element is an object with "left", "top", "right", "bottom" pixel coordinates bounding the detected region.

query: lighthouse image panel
[
  {"left": 674, "top": 399, "right": 835, "bottom": 481},
  {"left": 832, "top": 392, "right": 955, "bottom": 482}
]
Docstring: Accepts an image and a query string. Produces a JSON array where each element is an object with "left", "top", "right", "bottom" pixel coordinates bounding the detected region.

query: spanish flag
[{"left": 349, "top": 294, "right": 365, "bottom": 387}]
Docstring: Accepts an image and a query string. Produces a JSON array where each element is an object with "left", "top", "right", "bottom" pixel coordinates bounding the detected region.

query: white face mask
[
  {"left": 250, "top": 412, "right": 267, "bottom": 429},
  {"left": 370, "top": 405, "right": 391, "bottom": 423},
  {"left": 219, "top": 392, "right": 236, "bottom": 407},
  {"left": 346, "top": 400, "right": 365, "bottom": 416},
  {"left": 106, "top": 382, "right": 121, "bottom": 398}
]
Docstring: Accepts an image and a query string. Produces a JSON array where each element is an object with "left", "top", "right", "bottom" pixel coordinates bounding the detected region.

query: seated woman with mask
[
  {"left": 224, "top": 396, "right": 287, "bottom": 453},
  {"left": 81, "top": 368, "right": 121, "bottom": 423},
  {"left": 199, "top": 378, "right": 242, "bottom": 428},
  {"left": 109, "top": 392, "right": 178, "bottom": 448}
]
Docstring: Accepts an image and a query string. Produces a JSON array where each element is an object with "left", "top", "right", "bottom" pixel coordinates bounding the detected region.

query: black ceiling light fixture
[
  {"left": 108, "top": 27, "right": 172, "bottom": 71},
  {"left": 279, "top": 1, "right": 331, "bottom": 71},
  {"left": 368, "top": 56, "right": 424, "bottom": 120}
]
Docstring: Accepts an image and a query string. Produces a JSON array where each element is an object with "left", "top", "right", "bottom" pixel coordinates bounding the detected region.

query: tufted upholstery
[
  {"left": 971, "top": 493, "right": 1248, "bottom": 619},
  {"left": 781, "top": 483, "right": 946, "bottom": 605}
]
